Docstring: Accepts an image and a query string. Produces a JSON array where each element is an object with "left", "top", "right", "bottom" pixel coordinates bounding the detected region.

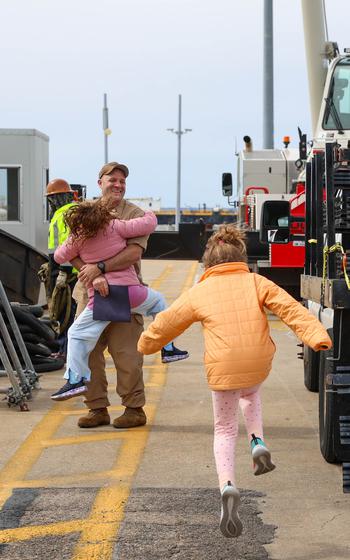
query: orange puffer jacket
[{"left": 138, "top": 262, "right": 332, "bottom": 390}]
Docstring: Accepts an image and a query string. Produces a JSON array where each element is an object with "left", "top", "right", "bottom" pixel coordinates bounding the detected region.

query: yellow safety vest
[{"left": 48, "top": 202, "right": 78, "bottom": 273}]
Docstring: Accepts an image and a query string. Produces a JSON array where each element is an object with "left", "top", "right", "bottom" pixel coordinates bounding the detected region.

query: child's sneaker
[
  {"left": 219, "top": 481, "right": 242, "bottom": 538},
  {"left": 250, "top": 433, "right": 276, "bottom": 476},
  {"left": 161, "top": 344, "right": 189, "bottom": 363},
  {"left": 51, "top": 380, "right": 87, "bottom": 401}
]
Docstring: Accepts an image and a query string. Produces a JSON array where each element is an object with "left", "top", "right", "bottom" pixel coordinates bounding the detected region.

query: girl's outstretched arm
[
  {"left": 116, "top": 211, "right": 157, "bottom": 239},
  {"left": 255, "top": 274, "right": 332, "bottom": 351},
  {"left": 138, "top": 290, "right": 197, "bottom": 355}
]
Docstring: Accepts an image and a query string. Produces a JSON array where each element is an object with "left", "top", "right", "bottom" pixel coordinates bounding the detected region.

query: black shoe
[
  {"left": 51, "top": 380, "right": 87, "bottom": 401},
  {"left": 161, "top": 344, "right": 189, "bottom": 363}
]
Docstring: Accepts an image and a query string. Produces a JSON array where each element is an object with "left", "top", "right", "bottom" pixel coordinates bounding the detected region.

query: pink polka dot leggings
[{"left": 211, "top": 384, "right": 263, "bottom": 489}]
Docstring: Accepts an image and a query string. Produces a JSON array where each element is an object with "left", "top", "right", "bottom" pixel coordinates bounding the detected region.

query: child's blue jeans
[{"left": 64, "top": 288, "right": 166, "bottom": 383}]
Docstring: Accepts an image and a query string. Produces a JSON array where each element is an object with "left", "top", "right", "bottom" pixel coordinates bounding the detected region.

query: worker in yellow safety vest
[{"left": 46, "top": 178, "right": 78, "bottom": 360}]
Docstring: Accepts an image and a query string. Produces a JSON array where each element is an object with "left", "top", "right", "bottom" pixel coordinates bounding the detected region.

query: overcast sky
[{"left": 1, "top": 0, "right": 349, "bottom": 208}]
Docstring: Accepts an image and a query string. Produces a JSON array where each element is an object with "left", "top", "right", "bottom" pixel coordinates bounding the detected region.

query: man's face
[{"left": 98, "top": 169, "right": 126, "bottom": 204}]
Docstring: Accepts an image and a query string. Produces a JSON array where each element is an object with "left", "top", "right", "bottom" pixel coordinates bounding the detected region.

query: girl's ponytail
[{"left": 202, "top": 224, "right": 247, "bottom": 268}]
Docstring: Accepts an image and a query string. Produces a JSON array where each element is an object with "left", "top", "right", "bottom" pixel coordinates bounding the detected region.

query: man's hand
[
  {"left": 78, "top": 263, "right": 101, "bottom": 286},
  {"left": 92, "top": 276, "right": 109, "bottom": 297},
  {"left": 55, "top": 270, "right": 68, "bottom": 289}
]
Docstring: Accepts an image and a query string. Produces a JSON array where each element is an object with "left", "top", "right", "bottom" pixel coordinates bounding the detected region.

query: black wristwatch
[{"left": 97, "top": 261, "right": 106, "bottom": 274}]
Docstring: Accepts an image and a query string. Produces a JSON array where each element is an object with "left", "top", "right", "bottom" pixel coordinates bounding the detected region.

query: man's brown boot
[
  {"left": 78, "top": 408, "right": 110, "bottom": 428},
  {"left": 113, "top": 407, "right": 147, "bottom": 429}
]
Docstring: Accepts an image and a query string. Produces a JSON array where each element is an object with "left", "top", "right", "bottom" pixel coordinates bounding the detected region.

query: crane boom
[{"left": 301, "top": 0, "right": 328, "bottom": 136}]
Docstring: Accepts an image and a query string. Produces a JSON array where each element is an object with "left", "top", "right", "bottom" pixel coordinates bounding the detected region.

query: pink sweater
[{"left": 54, "top": 211, "right": 157, "bottom": 306}]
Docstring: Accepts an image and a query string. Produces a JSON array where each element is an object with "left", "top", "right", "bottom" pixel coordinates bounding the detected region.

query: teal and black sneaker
[
  {"left": 161, "top": 344, "right": 189, "bottom": 363},
  {"left": 51, "top": 380, "right": 87, "bottom": 401},
  {"left": 250, "top": 433, "right": 276, "bottom": 476},
  {"left": 219, "top": 481, "right": 242, "bottom": 538}
]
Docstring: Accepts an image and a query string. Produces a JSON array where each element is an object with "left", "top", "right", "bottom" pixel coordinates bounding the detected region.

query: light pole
[
  {"left": 167, "top": 94, "right": 192, "bottom": 230},
  {"left": 102, "top": 93, "right": 112, "bottom": 164},
  {"left": 263, "top": 0, "right": 274, "bottom": 149}
]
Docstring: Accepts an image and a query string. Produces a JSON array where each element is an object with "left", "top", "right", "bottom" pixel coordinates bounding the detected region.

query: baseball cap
[{"left": 98, "top": 162, "right": 129, "bottom": 179}]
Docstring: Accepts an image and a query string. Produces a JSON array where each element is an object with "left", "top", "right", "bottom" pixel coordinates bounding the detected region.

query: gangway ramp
[{"left": 0, "top": 260, "right": 348, "bottom": 559}]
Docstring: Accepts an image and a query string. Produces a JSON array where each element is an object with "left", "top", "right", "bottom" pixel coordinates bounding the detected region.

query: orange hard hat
[{"left": 45, "top": 178, "right": 73, "bottom": 196}]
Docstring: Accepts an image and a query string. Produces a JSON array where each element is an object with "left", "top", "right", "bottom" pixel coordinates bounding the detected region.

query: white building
[{"left": 0, "top": 129, "right": 49, "bottom": 253}]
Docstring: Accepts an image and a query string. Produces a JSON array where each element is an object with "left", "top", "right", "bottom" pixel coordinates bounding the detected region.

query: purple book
[{"left": 93, "top": 285, "right": 131, "bottom": 322}]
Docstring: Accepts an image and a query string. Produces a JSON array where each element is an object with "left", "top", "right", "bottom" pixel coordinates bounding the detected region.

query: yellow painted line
[
  {"left": 147, "top": 366, "right": 167, "bottom": 389},
  {"left": 182, "top": 262, "right": 198, "bottom": 290},
  {"left": 147, "top": 372, "right": 166, "bottom": 385},
  {"left": 73, "top": 486, "right": 130, "bottom": 559},
  {"left": 149, "top": 264, "right": 173, "bottom": 290},
  {"left": 72, "top": 264, "right": 196, "bottom": 560},
  {"left": 1, "top": 469, "right": 132, "bottom": 490},
  {"left": 0, "top": 261, "right": 197, "bottom": 555},
  {"left": 106, "top": 364, "right": 163, "bottom": 371},
  {"left": 0, "top": 400, "right": 73, "bottom": 508},
  {"left": 0, "top": 519, "right": 84, "bottom": 544},
  {"left": 145, "top": 382, "right": 162, "bottom": 387},
  {"left": 72, "top": 374, "right": 166, "bottom": 559},
  {"left": 41, "top": 432, "right": 129, "bottom": 447}
]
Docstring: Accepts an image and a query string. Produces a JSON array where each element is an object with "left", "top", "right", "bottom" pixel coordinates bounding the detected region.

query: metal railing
[{"left": 0, "top": 281, "right": 40, "bottom": 410}]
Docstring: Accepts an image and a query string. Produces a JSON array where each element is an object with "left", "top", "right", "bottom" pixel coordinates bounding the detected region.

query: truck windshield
[{"left": 323, "top": 59, "right": 350, "bottom": 130}]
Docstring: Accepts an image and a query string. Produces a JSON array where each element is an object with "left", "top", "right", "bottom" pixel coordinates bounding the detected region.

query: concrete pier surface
[{"left": 0, "top": 260, "right": 349, "bottom": 560}]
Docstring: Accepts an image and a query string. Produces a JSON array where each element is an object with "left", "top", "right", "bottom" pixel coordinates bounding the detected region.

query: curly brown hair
[
  {"left": 202, "top": 224, "right": 247, "bottom": 268},
  {"left": 64, "top": 196, "right": 117, "bottom": 241}
]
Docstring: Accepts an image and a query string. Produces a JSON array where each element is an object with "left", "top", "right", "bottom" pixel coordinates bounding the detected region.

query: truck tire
[
  {"left": 22, "top": 333, "right": 42, "bottom": 344},
  {"left": 32, "top": 356, "right": 65, "bottom": 373},
  {"left": 319, "top": 338, "right": 339, "bottom": 463},
  {"left": 14, "top": 304, "right": 44, "bottom": 318},
  {"left": 42, "top": 338, "right": 60, "bottom": 352},
  {"left": 10, "top": 307, "right": 55, "bottom": 341},
  {"left": 24, "top": 342, "right": 52, "bottom": 358},
  {"left": 304, "top": 345, "right": 320, "bottom": 392}
]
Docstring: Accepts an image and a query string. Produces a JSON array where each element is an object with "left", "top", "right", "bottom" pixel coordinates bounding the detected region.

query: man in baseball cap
[
  {"left": 70, "top": 160, "right": 189, "bottom": 428},
  {"left": 71, "top": 159, "right": 148, "bottom": 429}
]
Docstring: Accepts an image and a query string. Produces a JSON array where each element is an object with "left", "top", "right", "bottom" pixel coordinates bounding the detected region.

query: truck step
[{"left": 342, "top": 463, "right": 350, "bottom": 493}]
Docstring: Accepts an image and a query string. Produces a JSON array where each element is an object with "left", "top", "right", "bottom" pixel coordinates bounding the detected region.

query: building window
[{"left": 0, "top": 167, "right": 21, "bottom": 221}]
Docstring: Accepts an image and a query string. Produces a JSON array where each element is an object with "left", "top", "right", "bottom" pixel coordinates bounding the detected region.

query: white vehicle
[
  {"left": 222, "top": 135, "right": 303, "bottom": 298},
  {"left": 258, "top": 1, "right": 350, "bottom": 490},
  {"left": 223, "top": 0, "right": 350, "bottom": 490}
]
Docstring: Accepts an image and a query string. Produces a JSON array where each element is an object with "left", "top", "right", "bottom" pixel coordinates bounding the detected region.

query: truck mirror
[
  {"left": 298, "top": 127, "right": 307, "bottom": 160},
  {"left": 222, "top": 173, "right": 233, "bottom": 197},
  {"left": 260, "top": 200, "right": 290, "bottom": 244}
]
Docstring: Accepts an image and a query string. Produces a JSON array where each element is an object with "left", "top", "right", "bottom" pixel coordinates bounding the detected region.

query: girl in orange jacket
[{"left": 137, "top": 224, "right": 332, "bottom": 539}]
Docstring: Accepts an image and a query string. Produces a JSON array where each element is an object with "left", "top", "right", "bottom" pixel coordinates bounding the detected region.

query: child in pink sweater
[{"left": 51, "top": 197, "right": 188, "bottom": 401}]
